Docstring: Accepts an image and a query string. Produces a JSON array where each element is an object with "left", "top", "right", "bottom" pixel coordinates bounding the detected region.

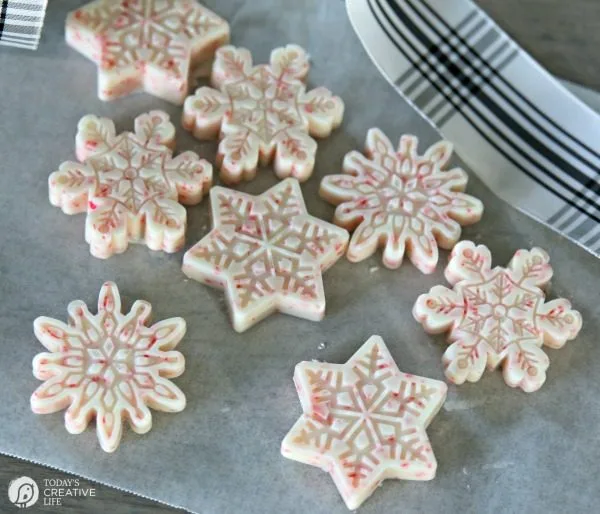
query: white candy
[
  {"left": 414, "top": 241, "right": 583, "bottom": 392},
  {"left": 183, "top": 44, "right": 344, "bottom": 184},
  {"left": 66, "top": 0, "right": 230, "bottom": 104},
  {"left": 281, "top": 336, "right": 447, "bottom": 510},
  {"left": 31, "top": 282, "right": 187, "bottom": 453},
  {"left": 320, "top": 129, "right": 483, "bottom": 273},
  {"left": 182, "top": 179, "right": 349, "bottom": 332},
  {"left": 49, "top": 111, "right": 212, "bottom": 259}
]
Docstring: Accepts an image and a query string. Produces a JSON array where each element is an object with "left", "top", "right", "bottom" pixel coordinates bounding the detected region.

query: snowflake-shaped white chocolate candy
[
  {"left": 182, "top": 179, "right": 349, "bottom": 332},
  {"left": 31, "top": 282, "right": 187, "bottom": 453},
  {"left": 320, "top": 129, "right": 483, "bottom": 273},
  {"left": 413, "top": 241, "right": 583, "bottom": 392},
  {"left": 49, "top": 111, "right": 212, "bottom": 259},
  {"left": 182, "top": 44, "right": 344, "bottom": 184},
  {"left": 281, "top": 335, "right": 447, "bottom": 510},
  {"left": 66, "top": 0, "right": 229, "bottom": 104}
]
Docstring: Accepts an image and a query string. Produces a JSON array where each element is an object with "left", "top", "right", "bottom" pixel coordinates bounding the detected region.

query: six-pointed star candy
[
  {"left": 49, "top": 110, "right": 212, "bottom": 258},
  {"left": 182, "top": 44, "right": 344, "bottom": 183},
  {"left": 281, "top": 335, "right": 447, "bottom": 510},
  {"left": 31, "top": 282, "right": 187, "bottom": 453},
  {"left": 320, "top": 129, "right": 483, "bottom": 273},
  {"left": 66, "top": 0, "right": 230, "bottom": 103},
  {"left": 413, "top": 241, "right": 582, "bottom": 392},
  {"left": 182, "top": 179, "right": 349, "bottom": 332}
]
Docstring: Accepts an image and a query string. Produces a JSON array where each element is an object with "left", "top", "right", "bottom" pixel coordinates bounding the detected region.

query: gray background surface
[{"left": 1, "top": 1, "right": 599, "bottom": 513}]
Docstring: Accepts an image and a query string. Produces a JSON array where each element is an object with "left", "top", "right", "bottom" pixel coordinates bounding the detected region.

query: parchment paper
[{"left": 0, "top": 1, "right": 599, "bottom": 513}]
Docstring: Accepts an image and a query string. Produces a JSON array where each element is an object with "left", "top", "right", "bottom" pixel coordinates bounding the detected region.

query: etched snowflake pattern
[
  {"left": 320, "top": 129, "right": 483, "bottom": 273},
  {"left": 49, "top": 110, "right": 212, "bottom": 259},
  {"left": 182, "top": 44, "right": 344, "bottom": 184},
  {"left": 66, "top": 0, "right": 229, "bottom": 103},
  {"left": 31, "top": 282, "right": 187, "bottom": 453},
  {"left": 414, "top": 241, "right": 583, "bottom": 392},
  {"left": 182, "top": 179, "right": 349, "bottom": 332},
  {"left": 281, "top": 336, "right": 447, "bottom": 510}
]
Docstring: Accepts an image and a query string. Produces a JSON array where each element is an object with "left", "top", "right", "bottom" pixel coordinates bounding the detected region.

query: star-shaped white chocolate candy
[
  {"left": 182, "top": 179, "right": 349, "bottom": 332},
  {"left": 414, "top": 241, "right": 583, "bottom": 392},
  {"left": 66, "top": 0, "right": 229, "bottom": 104},
  {"left": 31, "top": 282, "right": 187, "bottom": 453},
  {"left": 182, "top": 44, "right": 344, "bottom": 184},
  {"left": 281, "top": 336, "right": 447, "bottom": 510}
]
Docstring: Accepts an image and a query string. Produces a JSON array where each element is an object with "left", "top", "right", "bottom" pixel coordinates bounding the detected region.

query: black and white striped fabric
[
  {"left": 0, "top": 0, "right": 48, "bottom": 50},
  {"left": 347, "top": 0, "right": 600, "bottom": 257}
]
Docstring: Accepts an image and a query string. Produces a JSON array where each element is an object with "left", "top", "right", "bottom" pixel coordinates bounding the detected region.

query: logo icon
[{"left": 8, "top": 476, "right": 39, "bottom": 509}]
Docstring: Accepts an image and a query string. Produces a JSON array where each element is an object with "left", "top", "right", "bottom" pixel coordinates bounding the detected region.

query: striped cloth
[
  {"left": 0, "top": 0, "right": 48, "bottom": 50},
  {"left": 347, "top": 0, "right": 600, "bottom": 257}
]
